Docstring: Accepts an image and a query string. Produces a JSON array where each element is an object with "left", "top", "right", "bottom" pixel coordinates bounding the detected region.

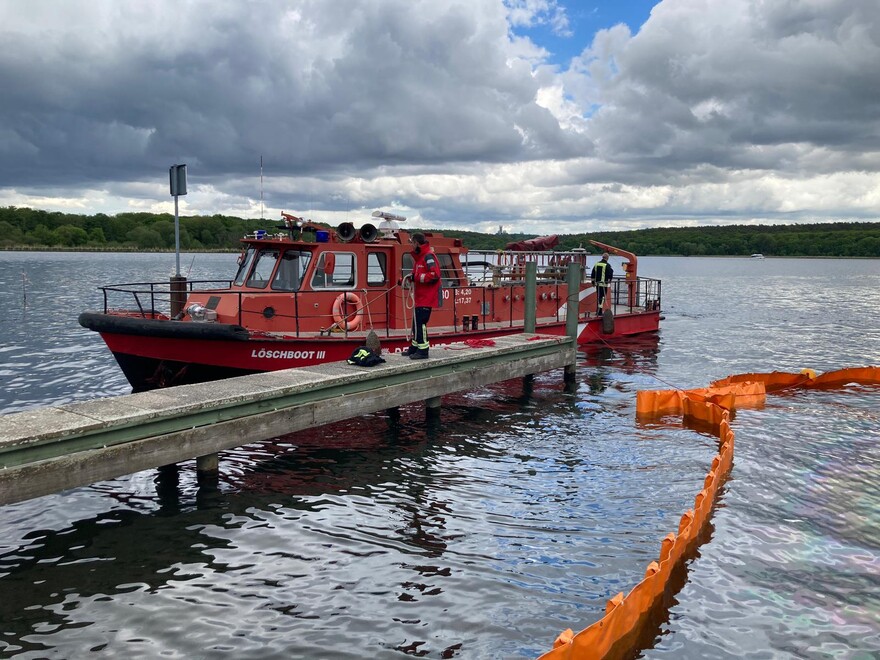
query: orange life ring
[{"left": 332, "top": 292, "right": 362, "bottom": 331}]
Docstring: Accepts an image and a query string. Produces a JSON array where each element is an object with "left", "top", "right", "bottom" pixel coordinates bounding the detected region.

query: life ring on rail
[{"left": 332, "top": 292, "right": 362, "bottom": 331}]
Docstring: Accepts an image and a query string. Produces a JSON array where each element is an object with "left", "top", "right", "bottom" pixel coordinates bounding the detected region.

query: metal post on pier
[
  {"left": 523, "top": 262, "right": 538, "bottom": 389},
  {"left": 564, "top": 263, "right": 581, "bottom": 387},
  {"left": 524, "top": 262, "right": 537, "bottom": 333}
]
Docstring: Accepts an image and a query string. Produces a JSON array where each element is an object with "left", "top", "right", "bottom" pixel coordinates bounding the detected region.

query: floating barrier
[
  {"left": 712, "top": 366, "right": 880, "bottom": 391},
  {"left": 540, "top": 366, "right": 879, "bottom": 660}
]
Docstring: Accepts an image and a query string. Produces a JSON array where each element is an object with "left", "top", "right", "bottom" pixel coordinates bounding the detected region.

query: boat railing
[
  {"left": 94, "top": 270, "right": 661, "bottom": 337},
  {"left": 609, "top": 275, "right": 662, "bottom": 313},
  {"left": 95, "top": 280, "right": 398, "bottom": 335},
  {"left": 462, "top": 250, "right": 591, "bottom": 286},
  {"left": 461, "top": 251, "right": 661, "bottom": 311},
  {"left": 98, "top": 280, "right": 234, "bottom": 317}
]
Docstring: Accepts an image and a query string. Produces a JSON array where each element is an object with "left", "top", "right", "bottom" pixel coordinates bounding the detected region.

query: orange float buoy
[{"left": 332, "top": 292, "right": 362, "bottom": 331}]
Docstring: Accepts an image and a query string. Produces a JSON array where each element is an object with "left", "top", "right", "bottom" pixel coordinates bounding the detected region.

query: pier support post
[
  {"left": 386, "top": 407, "right": 401, "bottom": 425},
  {"left": 196, "top": 454, "right": 220, "bottom": 478},
  {"left": 155, "top": 464, "right": 180, "bottom": 513},
  {"left": 425, "top": 396, "right": 442, "bottom": 419},
  {"left": 196, "top": 453, "right": 219, "bottom": 496},
  {"left": 564, "top": 362, "right": 577, "bottom": 388}
]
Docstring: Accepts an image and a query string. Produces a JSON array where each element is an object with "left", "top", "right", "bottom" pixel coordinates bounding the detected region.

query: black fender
[{"left": 78, "top": 311, "right": 250, "bottom": 341}]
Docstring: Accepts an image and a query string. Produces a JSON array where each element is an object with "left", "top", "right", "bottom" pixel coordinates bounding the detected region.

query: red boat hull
[{"left": 95, "top": 311, "right": 659, "bottom": 391}]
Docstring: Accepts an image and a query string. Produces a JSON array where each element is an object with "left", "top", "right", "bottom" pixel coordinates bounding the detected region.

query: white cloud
[{"left": 505, "top": 0, "right": 571, "bottom": 36}]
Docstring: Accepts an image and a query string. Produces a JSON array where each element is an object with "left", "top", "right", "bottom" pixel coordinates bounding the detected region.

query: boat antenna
[{"left": 260, "top": 154, "right": 264, "bottom": 221}]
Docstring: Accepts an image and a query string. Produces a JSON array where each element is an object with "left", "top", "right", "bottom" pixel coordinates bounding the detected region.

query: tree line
[
  {"left": 0, "top": 207, "right": 250, "bottom": 251},
  {"left": 0, "top": 206, "right": 878, "bottom": 257},
  {"left": 428, "top": 221, "right": 880, "bottom": 257},
  {"left": 563, "top": 221, "right": 880, "bottom": 257}
]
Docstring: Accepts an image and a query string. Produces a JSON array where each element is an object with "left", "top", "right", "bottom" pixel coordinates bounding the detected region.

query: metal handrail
[{"left": 94, "top": 273, "right": 662, "bottom": 336}]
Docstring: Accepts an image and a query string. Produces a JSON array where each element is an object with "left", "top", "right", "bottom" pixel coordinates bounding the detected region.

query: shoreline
[
  {"left": 1, "top": 246, "right": 874, "bottom": 258},
  {"left": 1, "top": 246, "right": 238, "bottom": 253}
]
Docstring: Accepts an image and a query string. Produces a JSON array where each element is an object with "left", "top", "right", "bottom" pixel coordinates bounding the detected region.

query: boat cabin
[{"left": 179, "top": 212, "right": 613, "bottom": 338}]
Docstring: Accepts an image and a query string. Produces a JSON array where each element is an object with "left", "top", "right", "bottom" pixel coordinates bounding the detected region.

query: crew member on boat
[
  {"left": 407, "top": 232, "right": 442, "bottom": 359},
  {"left": 591, "top": 252, "right": 614, "bottom": 313}
]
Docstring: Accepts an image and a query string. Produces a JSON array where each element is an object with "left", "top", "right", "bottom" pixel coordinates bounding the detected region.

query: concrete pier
[{"left": 0, "top": 334, "right": 575, "bottom": 507}]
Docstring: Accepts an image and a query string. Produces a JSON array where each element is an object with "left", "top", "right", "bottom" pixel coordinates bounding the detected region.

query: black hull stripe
[{"left": 79, "top": 312, "right": 250, "bottom": 341}]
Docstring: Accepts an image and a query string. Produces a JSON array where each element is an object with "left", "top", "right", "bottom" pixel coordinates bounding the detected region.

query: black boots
[{"left": 409, "top": 348, "right": 429, "bottom": 360}]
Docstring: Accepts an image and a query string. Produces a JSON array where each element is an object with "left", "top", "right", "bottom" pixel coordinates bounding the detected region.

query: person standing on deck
[
  {"left": 591, "top": 252, "right": 614, "bottom": 314},
  {"left": 407, "top": 232, "right": 442, "bottom": 359}
]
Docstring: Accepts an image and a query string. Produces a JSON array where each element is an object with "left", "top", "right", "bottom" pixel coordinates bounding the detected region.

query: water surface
[{"left": 0, "top": 252, "right": 877, "bottom": 658}]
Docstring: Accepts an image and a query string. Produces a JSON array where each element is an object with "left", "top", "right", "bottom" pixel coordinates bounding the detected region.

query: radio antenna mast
[{"left": 260, "top": 155, "right": 264, "bottom": 220}]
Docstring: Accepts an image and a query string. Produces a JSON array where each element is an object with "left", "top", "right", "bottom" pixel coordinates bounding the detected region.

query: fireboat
[{"left": 79, "top": 211, "right": 662, "bottom": 391}]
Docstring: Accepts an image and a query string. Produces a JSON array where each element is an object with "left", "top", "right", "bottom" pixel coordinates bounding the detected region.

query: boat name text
[{"left": 251, "top": 349, "right": 327, "bottom": 360}]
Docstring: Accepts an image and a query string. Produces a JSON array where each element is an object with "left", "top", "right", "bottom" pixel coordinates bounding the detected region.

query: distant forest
[{"left": 0, "top": 206, "right": 878, "bottom": 257}]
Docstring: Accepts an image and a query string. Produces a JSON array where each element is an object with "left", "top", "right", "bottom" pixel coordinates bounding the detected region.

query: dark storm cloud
[{"left": 0, "top": 0, "right": 588, "bottom": 189}]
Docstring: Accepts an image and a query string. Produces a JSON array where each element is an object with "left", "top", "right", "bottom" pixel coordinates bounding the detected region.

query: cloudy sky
[{"left": 1, "top": 0, "right": 878, "bottom": 234}]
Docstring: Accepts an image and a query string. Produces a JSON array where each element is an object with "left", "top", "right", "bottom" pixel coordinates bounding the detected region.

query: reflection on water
[
  {"left": 648, "top": 390, "right": 880, "bottom": 660},
  {"left": 0, "top": 253, "right": 878, "bottom": 658},
  {"left": 0, "top": 386, "right": 711, "bottom": 658}
]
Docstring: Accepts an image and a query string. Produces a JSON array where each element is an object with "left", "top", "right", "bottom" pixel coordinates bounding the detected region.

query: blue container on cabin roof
[
  {"left": 315, "top": 230, "right": 329, "bottom": 242},
  {"left": 255, "top": 229, "right": 266, "bottom": 239}
]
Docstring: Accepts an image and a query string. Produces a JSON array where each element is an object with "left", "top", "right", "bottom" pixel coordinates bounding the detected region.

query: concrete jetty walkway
[{"left": 0, "top": 334, "right": 575, "bottom": 506}]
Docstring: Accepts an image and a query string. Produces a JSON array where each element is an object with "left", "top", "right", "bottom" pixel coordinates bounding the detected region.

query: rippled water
[{"left": 0, "top": 252, "right": 878, "bottom": 658}]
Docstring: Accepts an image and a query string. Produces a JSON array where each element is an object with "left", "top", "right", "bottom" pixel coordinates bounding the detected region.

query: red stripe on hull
[
  {"left": 99, "top": 311, "right": 659, "bottom": 390},
  {"left": 100, "top": 313, "right": 659, "bottom": 370}
]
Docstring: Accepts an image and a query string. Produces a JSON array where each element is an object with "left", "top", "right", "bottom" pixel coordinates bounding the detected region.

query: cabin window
[
  {"left": 367, "top": 252, "right": 387, "bottom": 286},
  {"left": 234, "top": 248, "right": 257, "bottom": 286},
  {"left": 311, "top": 252, "right": 356, "bottom": 289},
  {"left": 246, "top": 249, "right": 280, "bottom": 289},
  {"left": 437, "top": 253, "right": 460, "bottom": 288},
  {"left": 401, "top": 254, "right": 414, "bottom": 280},
  {"left": 401, "top": 253, "right": 459, "bottom": 288},
  {"left": 272, "top": 250, "right": 312, "bottom": 291}
]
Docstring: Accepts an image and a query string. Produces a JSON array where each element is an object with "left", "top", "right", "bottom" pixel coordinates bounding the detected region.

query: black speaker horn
[
  {"left": 337, "top": 222, "right": 356, "bottom": 242},
  {"left": 359, "top": 223, "right": 379, "bottom": 243}
]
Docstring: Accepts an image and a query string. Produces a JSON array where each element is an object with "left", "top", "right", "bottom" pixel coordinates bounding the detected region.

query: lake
[{"left": 0, "top": 252, "right": 878, "bottom": 659}]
